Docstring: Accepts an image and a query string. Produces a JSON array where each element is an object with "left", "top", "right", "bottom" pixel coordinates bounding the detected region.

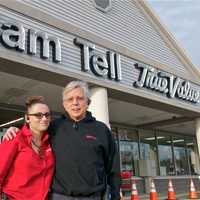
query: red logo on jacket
[{"left": 85, "top": 135, "right": 97, "bottom": 140}]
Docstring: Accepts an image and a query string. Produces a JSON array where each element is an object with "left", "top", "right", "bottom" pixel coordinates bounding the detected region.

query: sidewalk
[{"left": 124, "top": 191, "right": 200, "bottom": 200}]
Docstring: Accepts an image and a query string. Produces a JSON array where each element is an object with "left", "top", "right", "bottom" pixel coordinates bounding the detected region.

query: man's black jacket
[{"left": 49, "top": 111, "right": 121, "bottom": 200}]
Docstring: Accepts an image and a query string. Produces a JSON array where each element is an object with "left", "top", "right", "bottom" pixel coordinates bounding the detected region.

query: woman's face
[{"left": 26, "top": 103, "right": 51, "bottom": 134}]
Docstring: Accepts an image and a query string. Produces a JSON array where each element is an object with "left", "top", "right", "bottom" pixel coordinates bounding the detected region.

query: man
[{"left": 4, "top": 80, "right": 121, "bottom": 200}]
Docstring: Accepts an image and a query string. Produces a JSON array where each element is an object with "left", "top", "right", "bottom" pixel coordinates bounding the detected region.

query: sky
[{"left": 146, "top": 0, "right": 200, "bottom": 68}]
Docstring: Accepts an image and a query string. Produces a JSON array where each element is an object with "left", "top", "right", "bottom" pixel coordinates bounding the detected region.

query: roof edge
[{"left": 135, "top": 0, "right": 200, "bottom": 83}]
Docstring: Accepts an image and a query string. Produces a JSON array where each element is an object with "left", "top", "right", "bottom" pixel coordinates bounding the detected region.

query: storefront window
[
  {"left": 173, "top": 136, "right": 188, "bottom": 175},
  {"left": 139, "top": 130, "right": 158, "bottom": 176},
  {"left": 157, "top": 133, "right": 175, "bottom": 176},
  {"left": 113, "top": 126, "right": 200, "bottom": 177},
  {"left": 111, "top": 127, "right": 118, "bottom": 140},
  {"left": 185, "top": 137, "right": 200, "bottom": 175},
  {"left": 118, "top": 128, "right": 139, "bottom": 176}
]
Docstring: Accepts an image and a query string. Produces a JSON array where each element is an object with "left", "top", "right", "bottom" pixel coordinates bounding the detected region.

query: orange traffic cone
[
  {"left": 131, "top": 180, "right": 139, "bottom": 200},
  {"left": 120, "top": 188, "right": 125, "bottom": 200},
  {"left": 149, "top": 180, "right": 158, "bottom": 200},
  {"left": 188, "top": 179, "right": 198, "bottom": 199},
  {"left": 167, "top": 179, "right": 176, "bottom": 200}
]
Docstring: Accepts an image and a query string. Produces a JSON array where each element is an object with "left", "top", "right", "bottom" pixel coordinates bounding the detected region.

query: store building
[{"left": 0, "top": 0, "right": 200, "bottom": 196}]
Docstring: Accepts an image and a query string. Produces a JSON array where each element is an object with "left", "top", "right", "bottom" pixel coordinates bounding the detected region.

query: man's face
[{"left": 63, "top": 87, "right": 89, "bottom": 121}]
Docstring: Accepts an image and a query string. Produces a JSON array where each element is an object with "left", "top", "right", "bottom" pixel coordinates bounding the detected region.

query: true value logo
[
  {"left": 0, "top": 22, "right": 61, "bottom": 63},
  {"left": 134, "top": 63, "right": 200, "bottom": 104}
]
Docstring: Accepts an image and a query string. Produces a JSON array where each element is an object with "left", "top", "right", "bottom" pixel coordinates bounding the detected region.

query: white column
[
  {"left": 88, "top": 87, "right": 110, "bottom": 128},
  {"left": 195, "top": 118, "right": 200, "bottom": 173}
]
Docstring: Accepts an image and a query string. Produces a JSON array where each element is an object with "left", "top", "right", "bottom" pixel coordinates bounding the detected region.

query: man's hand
[{"left": 3, "top": 127, "right": 19, "bottom": 141}]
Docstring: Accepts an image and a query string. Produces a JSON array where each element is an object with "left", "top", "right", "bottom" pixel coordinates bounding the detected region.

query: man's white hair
[{"left": 62, "top": 80, "right": 90, "bottom": 101}]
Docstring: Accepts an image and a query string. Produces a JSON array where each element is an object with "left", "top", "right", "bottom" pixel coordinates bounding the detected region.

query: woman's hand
[{"left": 3, "top": 127, "right": 19, "bottom": 141}]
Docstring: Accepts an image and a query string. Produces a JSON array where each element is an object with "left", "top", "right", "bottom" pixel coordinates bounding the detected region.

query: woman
[{"left": 0, "top": 96, "right": 55, "bottom": 200}]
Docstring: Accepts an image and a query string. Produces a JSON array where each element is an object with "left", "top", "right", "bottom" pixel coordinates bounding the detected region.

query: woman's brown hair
[{"left": 25, "top": 96, "right": 45, "bottom": 110}]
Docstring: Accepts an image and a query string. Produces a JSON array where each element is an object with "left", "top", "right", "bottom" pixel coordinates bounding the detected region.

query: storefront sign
[
  {"left": 0, "top": 22, "right": 61, "bottom": 62},
  {"left": 74, "top": 38, "right": 122, "bottom": 81},
  {"left": 1, "top": 21, "right": 200, "bottom": 105},
  {"left": 134, "top": 63, "right": 200, "bottom": 103}
]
